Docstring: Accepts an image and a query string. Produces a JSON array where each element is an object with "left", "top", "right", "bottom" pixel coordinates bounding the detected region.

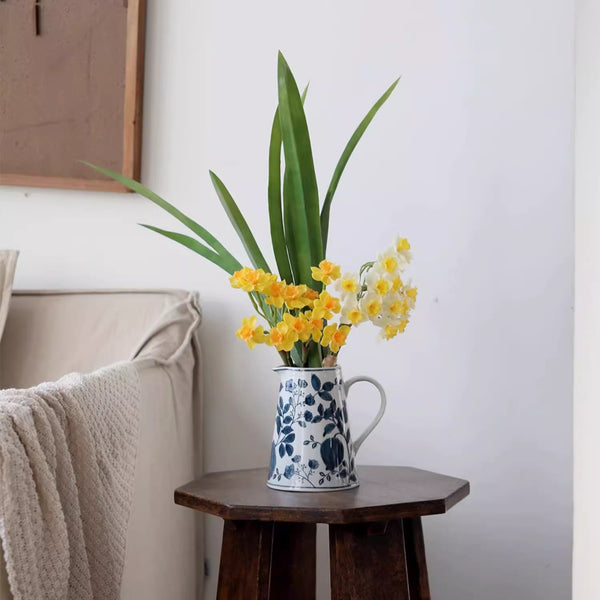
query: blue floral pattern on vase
[{"left": 267, "top": 366, "right": 360, "bottom": 491}]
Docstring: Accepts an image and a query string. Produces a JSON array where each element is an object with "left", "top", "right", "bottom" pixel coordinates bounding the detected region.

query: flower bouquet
[
  {"left": 87, "top": 53, "right": 416, "bottom": 490},
  {"left": 86, "top": 52, "right": 416, "bottom": 368}
]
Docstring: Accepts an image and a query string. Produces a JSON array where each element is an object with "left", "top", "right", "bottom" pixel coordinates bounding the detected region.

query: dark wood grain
[
  {"left": 329, "top": 519, "right": 409, "bottom": 600},
  {"left": 178, "top": 467, "right": 470, "bottom": 599},
  {"left": 269, "top": 522, "right": 316, "bottom": 599},
  {"left": 403, "top": 517, "right": 431, "bottom": 600},
  {"left": 217, "top": 520, "right": 273, "bottom": 600},
  {"left": 175, "top": 466, "right": 470, "bottom": 524},
  {"left": 122, "top": 0, "right": 147, "bottom": 183},
  {"left": 216, "top": 520, "right": 316, "bottom": 599}
]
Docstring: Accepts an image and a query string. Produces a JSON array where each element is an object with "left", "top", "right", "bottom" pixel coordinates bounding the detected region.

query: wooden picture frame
[{"left": 0, "top": 0, "right": 147, "bottom": 192}]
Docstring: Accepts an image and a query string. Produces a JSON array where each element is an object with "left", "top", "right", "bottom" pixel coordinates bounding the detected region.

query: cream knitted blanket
[{"left": 0, "top": 362, "right": 141, "bottom": 600}]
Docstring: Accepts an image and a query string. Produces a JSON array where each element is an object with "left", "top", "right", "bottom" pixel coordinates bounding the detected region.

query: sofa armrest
[{"left": 0, "top": 290, "right": 204, "bottom": 600}]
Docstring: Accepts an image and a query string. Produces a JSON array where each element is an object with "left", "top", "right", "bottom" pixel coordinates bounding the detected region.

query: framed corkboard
[{"left": 0, "top": 0, "right": 147, "bottom": 192}]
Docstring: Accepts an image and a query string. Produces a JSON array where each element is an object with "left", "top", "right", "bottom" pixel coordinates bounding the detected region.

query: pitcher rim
[{"left": 273, "top": 365, "right": 341, "bottom": 372}]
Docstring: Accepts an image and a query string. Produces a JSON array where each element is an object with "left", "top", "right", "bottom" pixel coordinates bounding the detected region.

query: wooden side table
[{"left": 175, "top": 466, "right": 469, "bottom": 600}]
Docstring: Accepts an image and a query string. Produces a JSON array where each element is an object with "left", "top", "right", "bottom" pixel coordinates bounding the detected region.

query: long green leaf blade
[
  {"left": 267, "top": 84, "right": 309, "bottom": 285},
  {"left": 300, "top": 85, "right": 309, "bottom": 104},
  {"left": 282, "top": 168, "right": 301, "bottom": 282},
  {"left": 277, "top": 52, "right": 323, "bottom": 284},
  {"left": 268, "top": 107, "right": 293, "bottom": 283},
  {"left": 283, "top": 168, "right": 312, "bottom": 285},
  {"left": 320, "top": 77, "right": 400, "bottom": 254},
  {"left": 209, "top": 171, "right": 271, "bottom": 273},
  {"left": 83, "top": 162, "right": 241, "bottom": 268},
  {"left": 139, "top": 224, "right": 242, "bottom": 274}
]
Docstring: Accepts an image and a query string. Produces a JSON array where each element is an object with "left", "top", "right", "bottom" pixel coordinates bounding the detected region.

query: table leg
[
  {"left": 403, "top": 517, "right": 431, "bottom": 600},
  {"left": 329, "top": 520, "right": 410, "bottom": 600},
  {"left": 269, "top": 522, "right": 316, "bottom": 599},
  {"left": 217, "top": 520, "right": 316, "bottom": 600},
  {"left": 217, "top": 520, "right": 272, "bottom": 600}
]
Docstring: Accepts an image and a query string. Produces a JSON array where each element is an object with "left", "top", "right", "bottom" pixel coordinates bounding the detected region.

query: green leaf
[
  {"left": 267, "top": 83, "right": 309, "bottom": 285},
  {"left": 320, "top": 77, "right": 400, "bottom": 254},
  {"left": 307, "top": 341, "right": 322, "bottom": 368},
  {"left": 139, "top": 224, "right": 241, "bottom": 275},
  {"left": 268, "top": 107, "right": 293, "bottom": 284},
  {"left": 290, "top": 342, "right": 303, "bottom": 367},
  {"left": 277, "top": 52, "right": 323, "bottom": 284},
  {"left": 209, "top": 171, "right": 271, "bottom": 273},
  {"left": 301, "top": 84, "right": 309, "bottom": 104},
  {"left": 283, "top": 168, "right": 309, "bottom": 284},
  {"left": 282, "top": 168, "right": 301, "bottom": 283},
  {"left": 82, "top": 162, "right": 242, "bottom": 269}
]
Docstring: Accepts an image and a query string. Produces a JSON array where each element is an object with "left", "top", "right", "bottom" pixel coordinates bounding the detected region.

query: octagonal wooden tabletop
[{"left": 174, "top": 465, "right": 469, "bottom": 524}]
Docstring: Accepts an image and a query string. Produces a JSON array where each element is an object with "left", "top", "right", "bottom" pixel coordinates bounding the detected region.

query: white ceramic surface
[{"left": 267, "top": 365, "right": 386, "bottom": 491}]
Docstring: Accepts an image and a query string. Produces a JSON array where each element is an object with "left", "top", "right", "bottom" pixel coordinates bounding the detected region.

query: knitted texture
[{"left": 0, "top": 362, "right": 141, "bottom": 600}]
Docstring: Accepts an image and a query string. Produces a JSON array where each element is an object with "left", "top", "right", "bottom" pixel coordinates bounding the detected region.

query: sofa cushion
[
  {"left": 0, "top": 289, "right": 195, "bottom": 389},
  {"left": 0, "top": 251, "right": 18, "bottom": 344}
]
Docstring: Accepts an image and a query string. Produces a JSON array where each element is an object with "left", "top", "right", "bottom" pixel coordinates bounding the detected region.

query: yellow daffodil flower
[
  {"left": 311, "top": 260, "right": 342, "bottom": 285},
  {"left": 304, "top": 311, "right": 324, "bottom": 343},
  {"left": 312, "top": 291, "right": 342, "bottom": 320},
  {"left": 283, "top": 284, "right": 310, "bottom": 309},
  {"left": 264, "top": 280, "right": 286, "bottom": 308},
  {"left": 236, "top": 316, "right": 260, "bottom": 348},
  {"left": 256, "top": 272, "right": 278, "bottom": 294},
  {"left": 320, "top": 323, "right": 338, "bottom": 348},
  {"left": 230, "top": 267, "right": 256, "bottom": 292},
  {"left": 300, "top": 288, "right": 319, "bottom": 309},
  {"left": 329, "top": 325, "right": 351, "bottom": 353},
  {"left": 252, "top": 325, "right": 268, "bottom": 345},
  {"left": 266, "top": 321, "right": 298, "bottom": 352},
  {"left": 230, "top": 267, "right": 276, "bottom": 293},
  {"left": 320, "top": 323, "right": 351, "bottom": 353},
  {"left": 283, "top": 313, "right": 311, "bottom": 343},
  {"left": 232, "top": 235, "right": 415, "bottom": 357}
]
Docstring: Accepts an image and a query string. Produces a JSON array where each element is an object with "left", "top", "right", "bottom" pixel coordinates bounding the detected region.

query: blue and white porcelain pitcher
[{"left": 267, "top": 365, "right": 386, "bottom": 492}]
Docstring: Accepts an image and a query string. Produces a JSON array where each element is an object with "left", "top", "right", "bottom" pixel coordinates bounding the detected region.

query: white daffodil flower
[
  {"left": 340, "top": 296, "right": 366, "bottom": 326},
  {"left": 377, "top": 246, "right": 405, "bottom": 274},
  {"left": 359, "top": 292, "right": 383, "bottom": 322},
  {"left": 393, "top": 236, "right": 413, "bottom": 265},
  {"left": 334, "top": 272, "right": 361, "bottom": 301},
  {"left": 382, "top": 292, "right": 409, "bottom": 320}
]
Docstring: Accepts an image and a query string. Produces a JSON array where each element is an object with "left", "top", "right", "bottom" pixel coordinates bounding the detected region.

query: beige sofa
[{"left": 0, "top": 289, "right": 203, "bottom": 600}]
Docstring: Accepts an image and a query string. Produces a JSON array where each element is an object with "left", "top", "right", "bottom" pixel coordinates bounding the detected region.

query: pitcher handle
[{"left": 343, "top": 376, "right": 387, "bottom": 454}]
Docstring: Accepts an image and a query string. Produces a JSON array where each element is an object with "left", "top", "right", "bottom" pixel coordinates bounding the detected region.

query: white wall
[
  {"left": 574, "top": 1, "right": 600, "bottom": 598},
  {"left": 0, "top": 1, "right": 574, "bottom": 598}
]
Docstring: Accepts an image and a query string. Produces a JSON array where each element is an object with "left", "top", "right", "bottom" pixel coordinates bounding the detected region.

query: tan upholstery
[
  {"left": 0, "top": 290, "right": 203, "bottom": 600},
  {"left": 0, "top": 251, "right": 18, "bottom": 343}
]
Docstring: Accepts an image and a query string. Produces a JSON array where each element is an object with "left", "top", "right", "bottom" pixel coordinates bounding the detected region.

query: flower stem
[{"left": 307, "top": 342, "right": 322, "bottom": 368}]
